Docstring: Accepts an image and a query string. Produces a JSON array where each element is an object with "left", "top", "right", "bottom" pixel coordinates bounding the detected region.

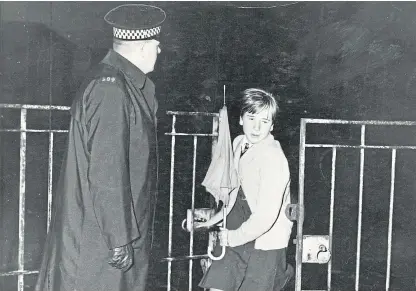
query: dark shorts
[{"left": 198, "top": 188, "right": 293, "bottom": 291}]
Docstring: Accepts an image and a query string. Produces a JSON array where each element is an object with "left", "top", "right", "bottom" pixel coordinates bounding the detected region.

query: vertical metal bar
[
  {"left": 295, "top": 118, "right": 307, "bottom": 291},
  {"left": 49, "top": 2, "right": 53, "bottom": 108},
  {"left": 21, "top": 13, "right": 30, "bottom": 291},
  {"left": 188, "top": 136, "right": 198, "bottom": 291},
  {"left": 18, "top": 109, "right": 27, "bottom": 291},
  {"left": 327, "top": 147, "right": 337, "bottom": 290},
  {"left": 167, "top": 115, "right": 176, "bottom": 291},
  {"left": 386, "top": 149, "right": 396, "bottom": 290},
  {"left": 355, "top": 125, "right": 366, "bottom": 291},
  {"left": 47, "top": 133, "right": 54, "bottom": 231},
  {"left": 47, "top": 1, "right": 54, "bottom": 234}
]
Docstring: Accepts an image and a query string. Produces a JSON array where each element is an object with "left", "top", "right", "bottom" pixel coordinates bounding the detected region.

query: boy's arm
[
  {"left": 195, "top": 181, "right": 239, "bottom": 228},
  {"left": 227, "top": 153, "right": 290, "bottom": 247}
]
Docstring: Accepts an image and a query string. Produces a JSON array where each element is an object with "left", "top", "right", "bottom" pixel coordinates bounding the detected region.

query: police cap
[{"left": 104, "top": 4, "right": 166, "bottom": 41}]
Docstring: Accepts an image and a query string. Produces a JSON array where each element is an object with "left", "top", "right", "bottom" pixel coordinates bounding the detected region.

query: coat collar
[
  {"left": 235, "top": 134, "right": 275, "bottom": 157},
  {"left": 101, "top": 49, "right": 147, "bottom": 89},
  {"left": 233, "top": 133, "right": 276, "bottom": 177}
]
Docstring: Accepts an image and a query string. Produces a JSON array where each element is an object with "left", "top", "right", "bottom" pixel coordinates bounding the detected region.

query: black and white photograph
[{"left": 0, "top": 1, "right": 415, "bottom": 291}]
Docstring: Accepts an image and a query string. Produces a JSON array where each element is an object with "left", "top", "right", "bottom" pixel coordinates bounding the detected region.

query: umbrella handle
[
  {"left": 181, "top": 219, "right": 188, "bottom": 232},
  {"left": 207, "top": 206, "right": 227, "bottom": 261}
]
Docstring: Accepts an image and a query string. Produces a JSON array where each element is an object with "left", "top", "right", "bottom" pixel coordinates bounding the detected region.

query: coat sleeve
[
  {"left": 85, "top": 80, "right": 140, "bottom": 249},
  {"left": 227, "top": 151, "right": 290, "bottom": 247}
]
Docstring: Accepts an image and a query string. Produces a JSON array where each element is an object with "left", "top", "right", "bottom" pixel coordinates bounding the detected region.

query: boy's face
[{"left": 239, "top": 108, "right": 274, "bottom": 144}]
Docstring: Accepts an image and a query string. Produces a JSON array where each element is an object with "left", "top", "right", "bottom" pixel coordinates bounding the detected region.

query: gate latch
[
  {"left": 302, "top": 235, "right": 331, "bottom": 264},
  {"left": 285, "top": 204, "right": 299, "bottom": 221},
  {"left": 181, "top": 208, "right": 215, "bottom": 232}
]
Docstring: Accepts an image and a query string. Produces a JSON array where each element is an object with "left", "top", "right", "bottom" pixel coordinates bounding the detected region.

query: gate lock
[
  {"left": 302, "top": 235, "right": 331, "bottom": 264},
  {"left": 285, "top": 204, "right": 331, "bottom": 264}
]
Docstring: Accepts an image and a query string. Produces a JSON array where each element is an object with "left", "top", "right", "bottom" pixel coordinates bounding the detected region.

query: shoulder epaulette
[
  {"left": 98, "top": 76, "right": 118, "bottom": 83},
  {"left": 90, "top": 63, "right": 125, "bottom": 86}
]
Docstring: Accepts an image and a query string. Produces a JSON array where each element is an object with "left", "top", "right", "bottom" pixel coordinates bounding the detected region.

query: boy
[{"left": 197, "top": 88, "right": 294, "bottom": 291}]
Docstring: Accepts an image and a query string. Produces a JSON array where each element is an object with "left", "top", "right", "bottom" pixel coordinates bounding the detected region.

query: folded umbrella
[{"left": 202, "top": 105, "right": 238, "bottom": 205}]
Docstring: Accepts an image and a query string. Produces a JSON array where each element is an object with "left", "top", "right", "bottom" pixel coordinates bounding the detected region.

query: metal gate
[
  {"left": 3, "top": 106, "right": 415, "bottom": 291},
  {"left": 0, "top": 104, "right": 220, "bottom": 291},
  {"left": 0, "top": 103, "right": 70, "bottom": 291},
  {"left": 294, "top": 118, "right": 416, "bottom": 291},
  {"left": 161, "top": 110, "right": 219, "bottom": 291}
]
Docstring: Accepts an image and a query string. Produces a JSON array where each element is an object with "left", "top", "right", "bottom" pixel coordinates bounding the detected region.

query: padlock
[
  {"left": 302, "top": 235, "right": 331, "bottom": 264},
  {"left": 317, "top": 244, "right": 331, "bottom": 264}
]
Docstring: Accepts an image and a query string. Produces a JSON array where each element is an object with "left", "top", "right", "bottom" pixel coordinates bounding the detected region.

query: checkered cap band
[{"left": 113, "top": 26, "right": 161, "bottom": 40}]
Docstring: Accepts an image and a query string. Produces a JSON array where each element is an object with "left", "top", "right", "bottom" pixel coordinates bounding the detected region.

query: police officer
[{"left": 35, "top": 4, "right": 166, "bottom": 291}]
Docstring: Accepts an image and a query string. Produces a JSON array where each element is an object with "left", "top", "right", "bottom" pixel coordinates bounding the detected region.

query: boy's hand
[
  {"left": 194, "top": 220, "right": 209, "bottom": 229},
  {"left": 194, "top": 218, "right": 218, "bottom": 229},
  {"left": 194, "top": 221, "right": 222, "bottom": 233},
  {"left": 108, "top": 243, "right": 133, "bottom": 272}
]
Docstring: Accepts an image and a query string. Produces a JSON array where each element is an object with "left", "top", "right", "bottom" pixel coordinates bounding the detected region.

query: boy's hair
[{"left": 240, "top": 88, "right": 279, "bottom": 121}]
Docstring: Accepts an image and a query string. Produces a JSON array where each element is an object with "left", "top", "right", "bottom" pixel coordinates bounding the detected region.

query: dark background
[{"left": 1, "top": 1, "right": 416, "bottom": 290}]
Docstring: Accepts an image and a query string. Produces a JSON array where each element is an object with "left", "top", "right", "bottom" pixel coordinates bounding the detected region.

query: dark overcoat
[{"left": 35, "top": 49, "right": 158, "bottom": 291}]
